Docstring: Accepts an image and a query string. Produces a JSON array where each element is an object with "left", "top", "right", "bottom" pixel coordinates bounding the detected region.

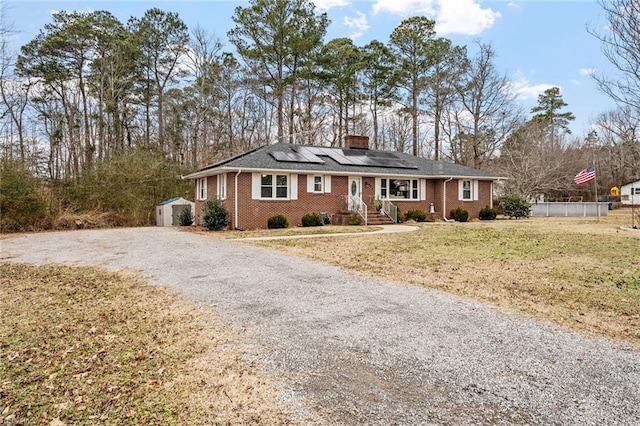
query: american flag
[{"left": 573, "top": 164, "right": 596, "bottom": 185}]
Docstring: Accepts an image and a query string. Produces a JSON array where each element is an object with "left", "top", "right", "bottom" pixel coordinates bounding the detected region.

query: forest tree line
[{"left": 1, "top": 0, "right": 639, "bottom": 230}]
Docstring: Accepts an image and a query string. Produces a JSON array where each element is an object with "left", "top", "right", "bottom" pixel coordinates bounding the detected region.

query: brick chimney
[{"left": 345, "top": 134, "right": 369, "bottom": 150}]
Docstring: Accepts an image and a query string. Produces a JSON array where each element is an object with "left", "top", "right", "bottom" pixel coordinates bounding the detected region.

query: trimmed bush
[
  {"left": 178, "top": 206, "right": 194, "bottom": 226},
  {"left": 405, "top": 209, "right": 427, "bottom": 222},
  {"left": 502, "top": 195, "right": 531, "bottom": 219},
  {"left": 202, "top": 199, "right": 230, "bottom": 231},
  {"left": 478, "top": 206, "right": 497, "bottom": 221},
  {"left": 449, "top": 207, "right": 469, "bottom": 222},
  {"left": 267, "top": 214, "right": 289, "bottom": 229},
  {"left": 301, "top": 212, "right": 323, "bottom": 227},
  {"left": 348, "top": 212, "right": 361, "bottom": 225}
]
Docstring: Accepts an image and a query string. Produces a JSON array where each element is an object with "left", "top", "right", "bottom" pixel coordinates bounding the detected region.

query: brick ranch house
[{"left": 184, "top": 135, "right": 504, "bottom": 230}]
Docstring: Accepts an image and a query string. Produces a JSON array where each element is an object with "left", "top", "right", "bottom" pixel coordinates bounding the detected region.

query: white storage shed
[
  {"left": 156, "top": 197, "right": 195, "bottom": 226},
  {"left": 620, "top": 179, "right": 640, "bottom": 206}
]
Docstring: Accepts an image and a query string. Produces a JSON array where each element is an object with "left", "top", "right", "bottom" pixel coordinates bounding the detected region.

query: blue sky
[{"left": 3, "top": 0, "right": 619, "bottom": 136}]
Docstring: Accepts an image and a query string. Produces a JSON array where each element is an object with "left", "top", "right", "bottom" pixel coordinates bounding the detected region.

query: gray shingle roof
[{"left": 185, "top": 143, "right": 502, "bottom": 179}]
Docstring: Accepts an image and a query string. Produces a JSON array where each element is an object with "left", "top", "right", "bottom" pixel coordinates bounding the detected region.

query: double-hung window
[
  {"left": 253, "top": 173, "right": 297, "bottom": 200},
  {"left": 459, "top": 179, "right": 478, "bottom": 201},
  {"left": 261, "top": 174, "right": 288, "bottom": 199},
  {"left": 217, "top": 174, "right": 227, "bottom": 200},
  {"left": 462, "top": 180, "right": 472, "bottom": 200},
  {"left": 196, "top": 177, "right": 207, "bottom": 200},
  {"left": 306, "top": 174, "right": 330, "bottom": 194},
  {"left": 313, "top": 176, "right": 323, "bottom": 192}
]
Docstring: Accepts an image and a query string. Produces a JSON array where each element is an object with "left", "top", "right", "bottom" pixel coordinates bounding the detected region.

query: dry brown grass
[
  {"left": 183, "top": 224, "right": 381, "bottom": 239},
  {"left": 0, "top": 263, "right": 303, "bottom": 425},
  {"left": 252, "top": 209, "right": 640, "bottom": 348}
]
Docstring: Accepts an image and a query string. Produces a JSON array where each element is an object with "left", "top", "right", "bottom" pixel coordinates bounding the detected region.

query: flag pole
[
  {"left": 593, "top": 168, "right": 600, "bottom": 219},
  {"left": 592, "top": 143, "right": 599, "bottom": 218}
]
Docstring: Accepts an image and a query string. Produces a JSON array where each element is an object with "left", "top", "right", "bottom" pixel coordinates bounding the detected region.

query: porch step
[
  {"left": 332, "top": 210, "right": 395, "bottom": 226},
  {"left": 366, "top": 209, "right": 395, "bottom": 225}
]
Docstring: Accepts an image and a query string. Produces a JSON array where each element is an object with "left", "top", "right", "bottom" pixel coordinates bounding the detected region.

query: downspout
[
  {"left": 490, "top": 181, "right": 494, "bottom": 208},
  {"left": 234, "top": 169, "right": 242, "bottom": 229},
  {"left": 443, "top": 177, "right": 454, "bottom": 221}
]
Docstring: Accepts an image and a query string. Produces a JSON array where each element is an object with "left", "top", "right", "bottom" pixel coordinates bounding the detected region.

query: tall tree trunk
[
  {"left": 79, "top": 71, "right": 93, "bottom": 170},
  {"left": 412, "top": 86, "right": 418, "bottom": 156}
]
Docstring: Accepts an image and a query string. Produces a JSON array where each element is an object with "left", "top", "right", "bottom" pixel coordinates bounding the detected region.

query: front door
[{"left": 348, "top": 177, "right": 361, "bottom": 210}]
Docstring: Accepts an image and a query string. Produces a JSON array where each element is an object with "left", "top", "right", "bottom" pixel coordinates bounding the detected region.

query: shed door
[{"left": 172, "top": 204, "right": 190, "bottom": 226}]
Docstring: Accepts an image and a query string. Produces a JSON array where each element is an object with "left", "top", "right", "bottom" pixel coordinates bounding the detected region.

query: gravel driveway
[{"left": 2, "top": 227, "right": 639, "bottom": 425}]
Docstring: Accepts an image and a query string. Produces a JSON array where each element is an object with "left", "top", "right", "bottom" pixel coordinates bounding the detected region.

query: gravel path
[{"left": 2, "top": 227, "right": 639, "bottom": 425}]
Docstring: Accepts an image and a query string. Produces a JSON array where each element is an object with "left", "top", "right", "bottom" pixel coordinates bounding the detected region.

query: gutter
[
  {"left": 234, "top": 169, "right": 242, "bottom": 229},
  {"left": 443, "top": 177, "right": 454, "bottom": 221}
]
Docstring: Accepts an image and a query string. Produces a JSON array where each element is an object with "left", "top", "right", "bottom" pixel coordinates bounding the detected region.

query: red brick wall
[
  {"left": 440, "top": 179, "right": 492, "bottom": 220},
  {"left": 230, "top": 174, "right": 348, "bottom": 229},
  {"left": 194, "top": 173, "right": 494, "bottom": 229}
]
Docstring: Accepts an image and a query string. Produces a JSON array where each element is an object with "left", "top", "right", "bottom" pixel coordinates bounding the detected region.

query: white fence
[{"left": 530, "top": 202, "right": 609, "bottom": 217}]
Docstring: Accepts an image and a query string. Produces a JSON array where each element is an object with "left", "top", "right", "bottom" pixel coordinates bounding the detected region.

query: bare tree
[
  {"left": 382, "top": 110, "right": 413, "bottom": 154},
  {"left": 498, "top": 121, "right": 582, "bottom": 199},
  {"left": 450, "top": 42, "right": 521, "bottom": 169},
  {"left": 593, "top": 107, "right": 640, "bottom": 188},
  {"left": 0, "top": 2, "right": 30, "bottom": 164},
  {"left": 589, "top": 0, "right": 640, "bottom": 112}
]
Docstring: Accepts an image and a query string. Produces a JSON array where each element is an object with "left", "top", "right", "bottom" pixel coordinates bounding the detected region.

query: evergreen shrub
[
  {"left": 479, "top": 206, "right": 497, "bottom": 220},
  {"left": 405, "top": 209, "right": 427, "bottom": 222},
  {"left": 301, "top": 212, "right": 323, "bottom": 227},
  {"left": 449, "top": 207, "right": 469, "bottom": 222},
  {"left": 502, "top": 195, "right": 531, "bottom": 219},
  {"left": 178, "top": 206, "right": 194, "bottom": 226},
  {"left": 267, "top": 214, "right": 288, "bottom": 229},
  {"left": 202, "top": 199, "right": 229, "bottom": 231}
]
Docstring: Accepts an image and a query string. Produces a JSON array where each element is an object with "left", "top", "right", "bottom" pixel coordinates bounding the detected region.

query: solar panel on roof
[
  {"left": 270, "top": 151, "right": 324, "bottom": 164},
  {"left": 287, "top": 146, "right": 417, "bottom": 169}
]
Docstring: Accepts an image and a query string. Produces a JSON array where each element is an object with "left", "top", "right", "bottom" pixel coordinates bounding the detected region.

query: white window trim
[
  {"left": 458, "top": 179, "right": 479, "bottom": 201},
  {"left": 196, "top": 177, "right": 207, "bottom": 201},
  {"left": 376, "top": 178, "right": 421, "bottom": 201},
  {"left": 306, "top": 174, "right": 332, "bottom": 193},
  {"left": 252, "top": 172, "right": 297, "bottom": 200},
  {"left": 217, "top": 174, "right": 227, "bottom": 200},
  {"left": 308, "top": 175, "right": 323, "bottom": 193}
]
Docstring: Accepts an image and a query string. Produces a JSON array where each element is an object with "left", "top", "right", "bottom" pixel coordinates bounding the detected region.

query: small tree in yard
[
  {"left": 178, "top": 206, "right": 194, "bottom": 226},
  {"left": 502, "top": 195, "right": 531, "bottom": 219},
  {"left": 202, "top": 199, "right": 229, "bottom": 230}
]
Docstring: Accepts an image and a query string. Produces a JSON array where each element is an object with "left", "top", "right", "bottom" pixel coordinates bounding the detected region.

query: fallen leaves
[{"left": 0, "top": 263, "right": 298, "bottom": 425}]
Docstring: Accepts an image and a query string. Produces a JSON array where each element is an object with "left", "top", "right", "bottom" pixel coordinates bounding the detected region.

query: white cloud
[
  {"left": 580, "top": 68, "right": 595, "bottom": 77},
  {"left": 372, "top": 0, "right": 436, "bottom": 17},
  {"left": 344, "top": 11, "right": 370, "bottom": 40},
  {"left": 371, "top": 0, "right": 499, "bottom": 36},
  {"left": 509, "top": 72, "right": 555, "bottom": 100},
  {"left": 435, "top": 0, "right": 500, "bottom": 35},
  {"left": 313, "top": 0, "right": 351, "bottom": 11}
]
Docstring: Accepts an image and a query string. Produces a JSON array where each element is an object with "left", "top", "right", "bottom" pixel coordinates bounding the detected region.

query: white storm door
[{"left": 348, "top": 177, "right": 362, "bottom": 210}]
